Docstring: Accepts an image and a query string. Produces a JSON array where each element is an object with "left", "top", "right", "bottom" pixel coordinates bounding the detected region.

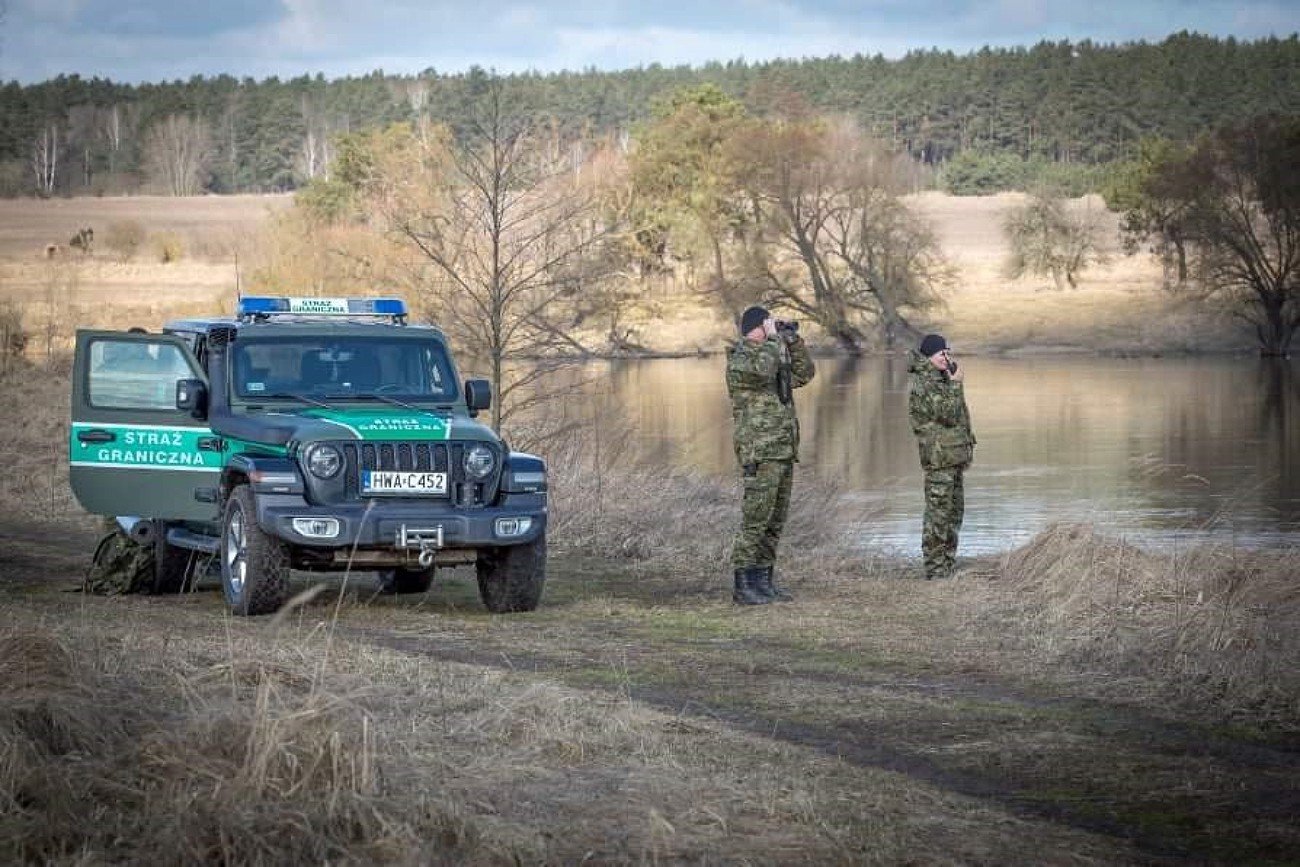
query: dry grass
[
  {"left": 0, "top": 623, "right": 509, "bottom": 865},
  {"left": 0, "top": 195, "right": 290, "bottom": 260},
  {"left": 0, "top": 195, "right": 283, "bottom": 350},
  {"left": 545, "top": 419, "right": 864, "bottom": 586},
  {"left": 0, "top": 602, "right": 1151, "bottom": 866},
  {"left": 0, "top": 363, "right": 81, "bottom": 525},
  {"left": 974, "top": 522, "right": 1300, "bottom": 724}
]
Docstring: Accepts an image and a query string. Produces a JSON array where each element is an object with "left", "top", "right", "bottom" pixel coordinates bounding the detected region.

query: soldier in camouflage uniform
[
  {"left": 727, "top": 306, "right": 816, "bottom": 604},
  {"left": 908, "top": 334, "right": 976, "bottom": 580}
]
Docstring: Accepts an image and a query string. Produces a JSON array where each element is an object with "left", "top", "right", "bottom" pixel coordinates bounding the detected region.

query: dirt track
[
  {"left": 343, "top": 622, "right": 1300, "bottom": 863},
  {"left": 2, "top": 517, "right": 1297, "bottom": 864}
]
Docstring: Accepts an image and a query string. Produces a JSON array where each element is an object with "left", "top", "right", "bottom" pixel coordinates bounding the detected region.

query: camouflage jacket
[
  {"left": 908, "top": 351, "right": 975, "bottom": 470},
  {"left": 727, "top": 334, "right": 815, "bottom": 465}
]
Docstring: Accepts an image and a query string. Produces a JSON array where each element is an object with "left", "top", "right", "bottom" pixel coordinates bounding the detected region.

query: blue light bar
[
  {"left": 237, "top": 296, "right": 290, "bottom": 315},
  {"left": 237, "top": 296, "right": 408, "bottom": 319},
  {"left": 357, "top": 298, "right": 407, "bottom": 315}
]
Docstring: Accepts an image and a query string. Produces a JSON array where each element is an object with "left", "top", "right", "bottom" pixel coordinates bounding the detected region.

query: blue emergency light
[{"left": 237, "top": 296, "right": 408, "bottom": 322}]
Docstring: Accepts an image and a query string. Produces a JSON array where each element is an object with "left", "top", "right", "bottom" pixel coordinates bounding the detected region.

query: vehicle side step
[{"left": 167, "top": 526, "right": 220, "bottom": 554}]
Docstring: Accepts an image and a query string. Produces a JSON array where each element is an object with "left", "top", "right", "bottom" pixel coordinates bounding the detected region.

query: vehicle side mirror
[
  {"left": 176, "top": 378, "right": 208, "bottom": 419},
  {"left": 465, "top": 379, "right": 491, "bottom": 413}
]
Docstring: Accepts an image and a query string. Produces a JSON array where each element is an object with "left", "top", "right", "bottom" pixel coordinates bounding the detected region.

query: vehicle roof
[{"left": 163, "top": 317, "right": 448, "bottom": 340}]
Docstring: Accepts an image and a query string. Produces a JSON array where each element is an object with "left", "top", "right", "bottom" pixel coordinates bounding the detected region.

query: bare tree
[
  {"left": 297, "top": 95, "right": 336, "bottom": 183},
  {"left": 143, "top": 114, "right": 213, "bottom": 196},
  {"left": 1003, "top": 193, "right": 1107, "bottom": 290},
  {"left": 397, "top": 78, "right": 431, "bottom": 117},
  {"left": 99, "top": 104, "right": 124, "bottom": 174},
  {"left": 1179, "top": 117, "right": 1300, "bottom": 355},
  {"left": 94, "top": 102, "right": 141, "bottom": 189},
  {"left": 360, "top": 84, "right": 625, "bottom": 432},
  {"left": 31, "top": 122, "right": 59, "bottom": 196},
  {"left": 733, "top": 115, "right": 947, "bottom": 352},
  {"left": 66, "top": 104, "right": 97, "bottom": 191}
]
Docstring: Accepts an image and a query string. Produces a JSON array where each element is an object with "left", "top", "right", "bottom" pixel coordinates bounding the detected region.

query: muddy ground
[{"left": 1, "top": 515, "right": 1296, "bottom": 865}]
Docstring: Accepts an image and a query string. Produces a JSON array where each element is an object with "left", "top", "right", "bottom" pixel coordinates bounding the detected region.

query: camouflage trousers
[
  {"left": 922, "top": 465, "right": 966, "bottom": 579},
  {"left": 732, "top": 460, "right": 794, "bottom": 569}
]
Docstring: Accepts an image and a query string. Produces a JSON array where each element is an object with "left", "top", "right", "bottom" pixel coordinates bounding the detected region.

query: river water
[{"left": 569, "top": 355, "right": 1300, "bottom": 554}]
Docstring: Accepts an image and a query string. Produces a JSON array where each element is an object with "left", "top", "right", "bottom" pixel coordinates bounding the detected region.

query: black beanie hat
[
  {"left": 740, "top": 306, "right": 769, "bottom": 334},
  {"left": 919, "top": 333, "right": 947, "bottom": 357}
]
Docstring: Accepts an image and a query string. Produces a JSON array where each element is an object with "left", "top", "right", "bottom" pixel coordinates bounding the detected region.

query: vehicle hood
[{"left": 211, "top": 406, "right": 498, "bottom": 448}]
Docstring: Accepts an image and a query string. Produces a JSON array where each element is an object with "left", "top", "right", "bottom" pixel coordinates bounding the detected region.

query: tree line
[{"left": 3, "top": 32, "right": 1299, "bottom": 198}]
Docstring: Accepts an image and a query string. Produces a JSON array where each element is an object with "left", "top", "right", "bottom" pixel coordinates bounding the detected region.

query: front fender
[
  {"left": 500, "top": 451, "right": 547, "bottom": 495},
  {"left": 222, "top": 453, "right": 304, "bottom": 498}
]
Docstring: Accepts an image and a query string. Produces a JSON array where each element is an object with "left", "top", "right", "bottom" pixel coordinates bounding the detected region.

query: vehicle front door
[{"left": 70, "top": 330, "right": 220, "bottom": 522}]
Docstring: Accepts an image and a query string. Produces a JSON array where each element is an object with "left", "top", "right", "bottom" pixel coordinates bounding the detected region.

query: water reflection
[{"left": 567, "top": 356, "right": 1300, "bottom": 553}]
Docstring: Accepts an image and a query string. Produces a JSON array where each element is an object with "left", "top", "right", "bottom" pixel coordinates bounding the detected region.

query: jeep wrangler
[{"left": 69, "top": 296, "right": 548, "bottom": 615}]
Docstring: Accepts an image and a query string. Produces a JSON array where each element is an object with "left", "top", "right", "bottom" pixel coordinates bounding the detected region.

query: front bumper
[{"left": 253, "top": 491, "right": 547, "bottom": 550}]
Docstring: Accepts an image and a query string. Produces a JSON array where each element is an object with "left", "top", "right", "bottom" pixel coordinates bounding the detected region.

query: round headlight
[
  {"left": 464, "top": 444, "right": 496, "bottom": 480},
  {"left": 305, "top": 444, "right": 342, "bottom": 479}
]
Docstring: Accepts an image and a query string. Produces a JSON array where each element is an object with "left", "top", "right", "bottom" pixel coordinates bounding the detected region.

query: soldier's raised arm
[{"left": 786, "top": 334, "right": 815, "bottom": 388}]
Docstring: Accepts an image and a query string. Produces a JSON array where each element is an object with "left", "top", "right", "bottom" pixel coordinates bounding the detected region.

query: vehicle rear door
[{"left": 70, "top": 329, "right": 220, "bottom": 521}]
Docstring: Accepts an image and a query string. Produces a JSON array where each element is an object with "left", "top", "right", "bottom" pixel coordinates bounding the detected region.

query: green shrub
[
  {"left": 942, "top": 151, "right": 1109, "bottom": 196},
  {"left": 295, "top": 178, "right": 355, "bottom": 224},
  {"left": 1022, "top": 159, "right": 1108, "bottom": 197},
  {"left": 940, "top": 151, "right": 1025, "bottom": 195}
]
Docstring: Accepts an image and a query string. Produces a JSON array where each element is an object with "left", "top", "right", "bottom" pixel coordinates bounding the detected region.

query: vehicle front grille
[{"left": 336, "top": 441, "right": 496, "bottom": 507}]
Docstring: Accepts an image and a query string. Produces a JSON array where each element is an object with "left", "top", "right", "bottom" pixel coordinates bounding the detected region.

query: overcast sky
[{"left": 4, "top": 0, "right": 1297, "bottom": 84}]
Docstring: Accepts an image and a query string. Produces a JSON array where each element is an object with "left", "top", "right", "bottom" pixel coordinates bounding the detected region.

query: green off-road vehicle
[{"left": 69, "top": 296, "right": 548, "bottom": 615}]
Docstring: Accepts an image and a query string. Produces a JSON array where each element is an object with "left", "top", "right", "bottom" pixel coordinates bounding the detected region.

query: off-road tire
[
  {"left": 476, "top": 534, "right": 546, "bottom": 613},
  {"left": 221, "top": 484, "right": 290, "bottom": 616},
  {"left": 152, "top": 523, "right": 194, "bottom": 594},
  {"left": 377, "top": 566, "right": 435, "bottom": 595}
]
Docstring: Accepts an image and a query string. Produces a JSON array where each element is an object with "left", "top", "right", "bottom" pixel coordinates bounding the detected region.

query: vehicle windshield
[{"left": 231, "top": 337, "right": 457, "bottom": 402}]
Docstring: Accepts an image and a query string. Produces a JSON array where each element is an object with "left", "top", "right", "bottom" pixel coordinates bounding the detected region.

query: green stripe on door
[{"left": 69, "top": 422, "right": 219, "bottom": 472}]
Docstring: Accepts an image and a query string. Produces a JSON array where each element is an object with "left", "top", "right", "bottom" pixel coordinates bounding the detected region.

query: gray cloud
[{"left": 2, "top": 0, "right": 1295, "bottom": 83}]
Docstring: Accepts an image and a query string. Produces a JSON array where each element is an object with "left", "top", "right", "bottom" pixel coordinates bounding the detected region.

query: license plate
[{"left": 362, "top": 471, "right": 447, "bottom": 495}]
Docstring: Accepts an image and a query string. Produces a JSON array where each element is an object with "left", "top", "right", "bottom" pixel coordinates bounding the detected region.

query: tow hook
[{"left": 397, "top": 524, "right": 444, "bottom": 569}]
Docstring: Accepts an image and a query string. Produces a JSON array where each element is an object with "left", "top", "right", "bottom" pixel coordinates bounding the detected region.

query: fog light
[
  {"left": 494, "top": 517, "right": 533, "bottom": 538},
  {"left": 292, "top": 517, "right": 340, "bottom": 539}
]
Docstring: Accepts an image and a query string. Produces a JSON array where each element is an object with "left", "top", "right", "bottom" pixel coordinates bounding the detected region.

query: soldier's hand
[
  {"left": 949, "top": 366, "right": 965, "bottom": 383},
  {"left": 762, "top": 317, "right": 778, "bottom": 339}
]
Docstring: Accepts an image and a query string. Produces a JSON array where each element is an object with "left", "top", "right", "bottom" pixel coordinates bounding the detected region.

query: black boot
[
  {"left": 733, "top": 568, "right": 771, "bottom": 606},
  {"left": 755, "top": 566, "right": 793, "bottom": 602}
]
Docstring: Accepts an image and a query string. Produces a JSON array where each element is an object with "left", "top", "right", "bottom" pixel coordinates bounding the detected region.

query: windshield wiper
[
  {"left": 262, "top": 391, "right": 335, "bottom": 410},
  {"left": 344, "top": 393, "right": 453, "bottom": 415}
]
